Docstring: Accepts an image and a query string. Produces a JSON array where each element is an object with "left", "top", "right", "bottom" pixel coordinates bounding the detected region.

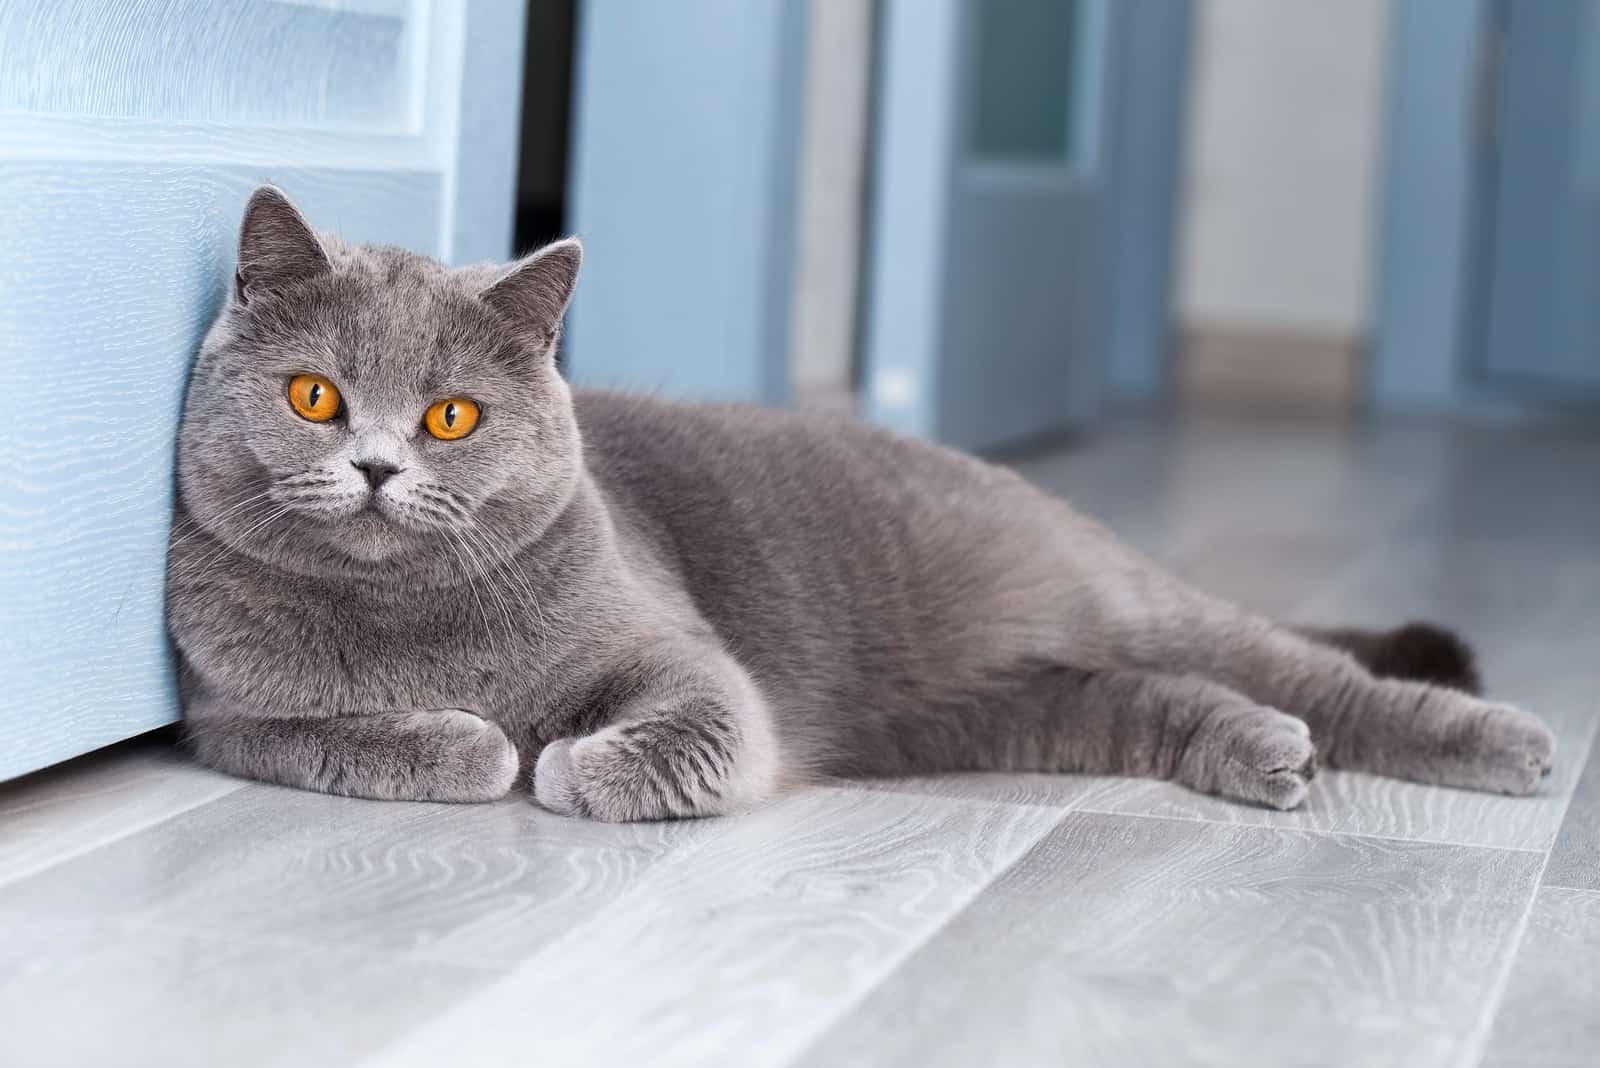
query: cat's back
[
  {"left": 570, "top": 391, "right": 1086, "bottom": 704},
  {"left": 573, "top": 390, "right": 1036, "bottom": 539}
]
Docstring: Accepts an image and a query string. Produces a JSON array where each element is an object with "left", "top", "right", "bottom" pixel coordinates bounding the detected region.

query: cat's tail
[{"left": 1292, "top": 621, "right": 1481, "bottom": 695}]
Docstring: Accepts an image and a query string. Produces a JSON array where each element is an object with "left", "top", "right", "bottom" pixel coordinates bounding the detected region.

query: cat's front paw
[
  {"left": 402, "top": 709, "right": 519, "bottom": 803},
  {"left": 532, "top": 737, "right": 587, "bottom": 817},
  {"left": 531, "top": 724, "right": 741, "bottom": 822},
  {"left": 531, "top": 734, "right": 656, "bottom": 822}
]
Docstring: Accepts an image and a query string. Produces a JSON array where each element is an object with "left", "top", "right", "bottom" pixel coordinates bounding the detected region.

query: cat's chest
[{"left": 183, "top": 573, "right": 557, "bottom": 715}]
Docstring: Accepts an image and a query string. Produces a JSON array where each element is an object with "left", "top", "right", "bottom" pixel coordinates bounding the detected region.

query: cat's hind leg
[
  {"left": 532, "top": 643, "right": 783, "bottom": 822},
  {"left": 849, "top": 664, "right": 1318, "bottom": 811},
  {"left": 1080, "top": 581, "right": 1554, "bottom": 794},
  {"left": 1292, "top": 621, "right": 1481, "bottom": 694}
]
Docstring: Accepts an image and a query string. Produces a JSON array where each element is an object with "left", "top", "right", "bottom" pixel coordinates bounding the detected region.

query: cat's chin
[{"left": 333, "top": 511, "right": 408, "bottom": 563}]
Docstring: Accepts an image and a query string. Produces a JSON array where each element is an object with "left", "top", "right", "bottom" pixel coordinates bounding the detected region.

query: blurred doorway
[
  {"left": 562, "top": 0, "right": 1189, "bottom": 447},
  {"left": 1377, "top": 0, "right": 1600, "bottom": 411},
  {"left": 1480, "top": 0, "right": 1600, "bottom": 396},
  {"left": 862, "top": 0, "right": 1119, "bottom": 450},
  {"left": 514, "top": 0, "right": 577, "bottom": 256},
  {"left": 862, "top": 0, "right": 1191, "bottom": 450}
]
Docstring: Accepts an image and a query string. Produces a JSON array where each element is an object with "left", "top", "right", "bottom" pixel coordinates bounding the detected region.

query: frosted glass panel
[
  {"left": 969, "top": 0, "right": 1078, "bottom": 161},
  {"left": 0, "top": 0, "right": 416, "bottom": 129}
]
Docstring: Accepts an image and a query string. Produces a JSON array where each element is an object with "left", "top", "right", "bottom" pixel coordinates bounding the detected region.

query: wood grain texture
[
  {"left": 0, "top": 165, "right": 441, "bottom": 781},
  {"left": 0, "top": 737, "right": 242, "bottom": 887},
  {"left": 796, "top": 811, "right": 1544, "bottom": 1068},
  {"left": 1482, "top": 887, "right": 1600, "bottom": 1068},
  {"left": 0, "top": 910, "right": 491, "bottom": 1068},
  {"left": 0, "top": 779, "right": 719, "bottom": 970},
  {"left": 370, "top": 787, "right": 1064, "bottom": 1068}
]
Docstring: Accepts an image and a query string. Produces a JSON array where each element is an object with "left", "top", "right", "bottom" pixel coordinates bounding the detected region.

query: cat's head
[{"left": 175, "top": 186, "right": 584, "bottom": 583}]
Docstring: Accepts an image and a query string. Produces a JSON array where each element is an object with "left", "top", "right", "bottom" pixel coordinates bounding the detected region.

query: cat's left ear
[{"left": 479, "top": 238, "right": 583, "bottom": 356}]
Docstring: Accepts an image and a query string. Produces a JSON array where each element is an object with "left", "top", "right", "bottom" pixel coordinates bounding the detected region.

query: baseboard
[{"left": 1178, "top": 324, "right": 1365, "bottom": 412}]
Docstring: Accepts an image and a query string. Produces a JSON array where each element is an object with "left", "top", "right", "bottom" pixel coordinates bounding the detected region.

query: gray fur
[{"left": 166, "top": 187, "right": 1556, "bottom": 821}]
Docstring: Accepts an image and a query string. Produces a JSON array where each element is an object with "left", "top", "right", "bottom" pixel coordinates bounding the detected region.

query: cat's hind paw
[{"left": 1445, "top": 700, "right": 1555, "bottom": 796}]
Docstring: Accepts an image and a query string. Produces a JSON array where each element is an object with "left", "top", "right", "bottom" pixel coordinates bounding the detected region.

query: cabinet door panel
[{"left": 0, "top": 0, "right": 526, "bottom": 779}]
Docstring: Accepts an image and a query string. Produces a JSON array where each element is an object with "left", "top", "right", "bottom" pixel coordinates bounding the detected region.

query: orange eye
[
  {"left": 287, "top": 374, "right": 341, "bottom": 422},
  {"left": 424, "top": 397, "right": 480, "bottom": 440}
]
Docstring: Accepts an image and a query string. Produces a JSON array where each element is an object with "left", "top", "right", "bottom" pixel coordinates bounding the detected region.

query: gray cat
[{"left": 166, "top": 187, "right": 1555, "bottom": 821}]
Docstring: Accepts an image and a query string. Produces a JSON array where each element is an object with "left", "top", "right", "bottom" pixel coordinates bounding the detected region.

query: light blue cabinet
[{"left": 0, "top": 1, "right": 527, "bottom": 780}]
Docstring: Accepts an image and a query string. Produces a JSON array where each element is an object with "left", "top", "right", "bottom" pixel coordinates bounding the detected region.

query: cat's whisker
[
  {"left": 412, "top": 483, "right": 470, "bottom": 523},
  {"left": 290, "top": 493, "right": 364, "bottom": 514},
  {"left": 465, "top": 517, "right": 554, "bottom": 645},
  {"left": 451, "top": 523, "right": 522, "bottom": 658},
  {"left": 167, "top": 489, "right": 277, "bottom": 545},
  {"left": 436, "top": 526, "right": 512, "bottom": 666},
  {"left": 275, "top": 470, "right": 338, "bottom": 489},
  {"left": 167, "top": 496, "right": 282, "bottom": 569},
  {"left": 169, "top": 503, "right": 293, "bottom": 587},
  {"left": 257, "top": 519, "right": 301, "bottom": 570}
]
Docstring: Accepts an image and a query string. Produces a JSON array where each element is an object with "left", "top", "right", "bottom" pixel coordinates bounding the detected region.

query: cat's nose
[{"left": 352, "top": 459, "right": 401, "bottom": 490}]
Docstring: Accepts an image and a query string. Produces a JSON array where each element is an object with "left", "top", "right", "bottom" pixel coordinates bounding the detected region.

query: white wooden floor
[{"left": 3, "top": 412, "right": 1598, "bottom": 1068}]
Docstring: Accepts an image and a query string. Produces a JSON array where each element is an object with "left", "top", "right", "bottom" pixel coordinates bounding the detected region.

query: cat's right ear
[
  {"left": 478, "top": 238, "right": 583, "bottom": 357},
  {"left": 234, "top": 186, "right": 330, "bottom": 306}
]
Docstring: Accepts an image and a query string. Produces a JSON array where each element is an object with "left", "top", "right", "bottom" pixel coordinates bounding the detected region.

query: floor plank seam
[
  {"left": 1456, "top": 715, "right": 1600, "bottom": 1067},
  {"left": 1457, "top": 849, "right": 1554, "bottom": 1068},
  {"left": 770, "top": 802, "right": 1075, "bottom": 1068},
  {"left": 1528, "top": 883, "right": 1600, "bottom": 899},
  {"left": 1062, "top": 801, "right": 1551, "bottom": 856},
  {"left": 0, "top": 779, "right": 248, "bottom": 890},
  {"left": 831, "top": 778, "right": 1084, "bottom": 816}
]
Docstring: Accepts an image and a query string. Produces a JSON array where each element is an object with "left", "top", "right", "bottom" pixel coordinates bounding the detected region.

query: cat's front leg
[
  {"left": 532, "top": 647, "right": 782, "bottom": 821},
  {"left": 186, "top": 694, "right": 519, "bottom": 802}
]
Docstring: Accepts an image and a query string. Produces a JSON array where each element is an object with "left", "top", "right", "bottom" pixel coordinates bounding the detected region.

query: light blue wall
[
  {"left": 1371, "top": 0, "right": 1488, "bottom": 409},
  {"left": 0, "top": 0, "right": 527, "bottom": 779},
  {"left": 565, "top": 0, "right": 807, "bottom": 405}
]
